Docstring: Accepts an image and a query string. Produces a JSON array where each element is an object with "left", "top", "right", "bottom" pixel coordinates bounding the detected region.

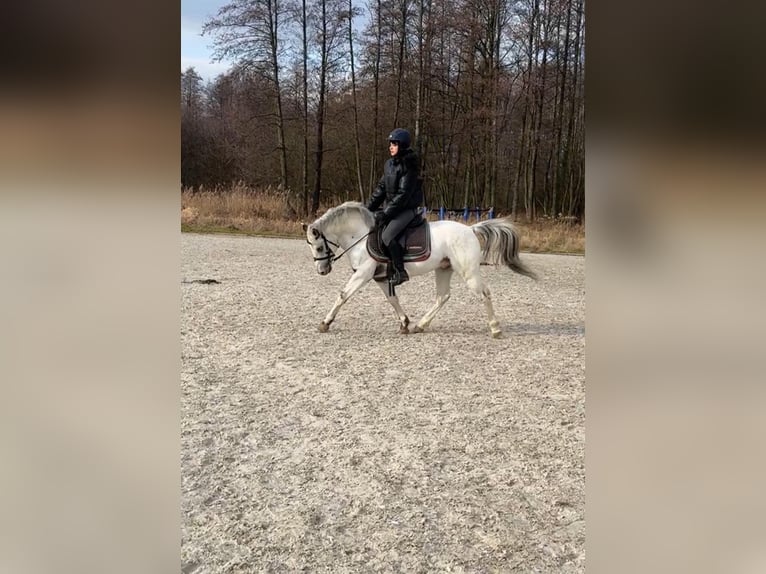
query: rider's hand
[{"left": 374, "top": 211, "right": 388, "bottom": 226}]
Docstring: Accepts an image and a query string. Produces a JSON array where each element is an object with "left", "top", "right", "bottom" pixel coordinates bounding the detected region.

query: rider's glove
[{"left": 374, "top": 211, "right": 388, "bottom": 226}]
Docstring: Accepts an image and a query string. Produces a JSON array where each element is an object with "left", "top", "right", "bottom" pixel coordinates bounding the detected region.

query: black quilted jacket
[{"left": 367, "top": 148, "right": 421, "bottom": 219}]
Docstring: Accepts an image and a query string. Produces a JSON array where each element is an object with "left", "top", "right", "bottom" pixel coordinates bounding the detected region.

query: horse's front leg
[
  {"left": 374, "top": 279, "right": 410, "bottom": 334},
  {"left": 319, "top": 263, "right": 375, "bottom": 332}
]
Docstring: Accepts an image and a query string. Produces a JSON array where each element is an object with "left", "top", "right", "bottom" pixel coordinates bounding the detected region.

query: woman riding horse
[{"left": 366, "top": 128, "right": 422, "bottom": 286}]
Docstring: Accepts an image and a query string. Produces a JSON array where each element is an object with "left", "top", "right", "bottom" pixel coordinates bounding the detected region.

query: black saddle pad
[{"left": 367, "top": 217, "right": 431, "bottom": 263}]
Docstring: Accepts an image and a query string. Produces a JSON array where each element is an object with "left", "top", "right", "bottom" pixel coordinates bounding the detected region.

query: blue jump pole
[
  {"left": 439, "top": 206, "right": 445, "bottom": 220},
  {"left": 488, "top": 207, "right": 494, "bottom": 219},
  {"left": 463, "top": 207, "right": 469, "bottom": 222}
]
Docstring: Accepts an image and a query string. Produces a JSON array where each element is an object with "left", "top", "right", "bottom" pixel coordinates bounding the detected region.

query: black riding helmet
[{"left": 388, "top": 128, "right": 411, "bottom": 149}]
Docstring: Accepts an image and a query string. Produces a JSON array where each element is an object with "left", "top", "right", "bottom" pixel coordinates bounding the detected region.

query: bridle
[
  {"left": 308, "top": 229, "right": 372, "bottom": 268},
  {"left": 308, "top": 232, "right": 339, "bottom": 263}
]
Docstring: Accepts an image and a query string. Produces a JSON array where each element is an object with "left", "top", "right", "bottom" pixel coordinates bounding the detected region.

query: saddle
[{"left": 367, "top": 215, "right": 431, "bottom": 264}]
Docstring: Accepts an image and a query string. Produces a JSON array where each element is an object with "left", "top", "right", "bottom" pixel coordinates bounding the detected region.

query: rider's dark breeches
[{"left": 381, "top": 208, "right": 417, "bottom": 247}]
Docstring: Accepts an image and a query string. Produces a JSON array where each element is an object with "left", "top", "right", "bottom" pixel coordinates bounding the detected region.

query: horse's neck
[{"left": 323, "top": 218, "right": 368, "bottom": 247}]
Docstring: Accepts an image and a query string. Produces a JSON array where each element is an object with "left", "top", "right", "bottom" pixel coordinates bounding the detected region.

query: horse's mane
[{"left": 315, "top": 201, "right": 373, "bottom": 231}]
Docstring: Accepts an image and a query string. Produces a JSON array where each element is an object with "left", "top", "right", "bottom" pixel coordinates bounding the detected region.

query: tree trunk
[
  {"left": 268, "top": 0, "right": 288, "bottom": 190},
  {"left": 348, "top": 0, "right": 365, "bottom": 203},
  {"left": 393, "top": 0, "right": 407, "bottom": 126},
  {"left": 523, "top": 0, "right": 539, "bottom": 221},
  {"left": 552, "top": 0, "right": 572, "bottom": 218},
  {"left": 531, "top": 0, "right": 550, "bottom": 216},
  {"left": 564, "top": 0, "right": 583, "bottom": 216},
  {"left": 302, "top": 0, "right": 309, "bottom": 216},
  {"left": 311, "top": 0, "right": 329, "bottom": 215},
  {"left": 414, "top": 0, "right": 424, "bottom": 152},
  {"left": 368, "top": 0, "right": 382, "bottom": 195}
]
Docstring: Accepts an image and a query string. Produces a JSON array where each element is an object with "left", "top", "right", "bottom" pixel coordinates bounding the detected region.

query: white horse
[{"left": 302, "top": 201, "right": 537, "bottom": 338}]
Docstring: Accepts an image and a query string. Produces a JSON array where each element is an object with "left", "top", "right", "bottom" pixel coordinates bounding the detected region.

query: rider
[{"left": 366, "top": 128, "right": 421, "bottom": 286}]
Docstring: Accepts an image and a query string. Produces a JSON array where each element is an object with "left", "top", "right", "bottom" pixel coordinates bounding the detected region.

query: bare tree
[
  {"left": 183, "top": 0, "right": 586, "bottom": 219},
  {"left": 309, "top": 0, "right": 349, "bottom": 214},
  {"left": 347, "top": 0, "right": 366, "bottom": 202},
  {"left": 181, "top": 68, "right": 207, "bottom": 188},
  {"left": 551, "top": 0, "right": 572, "bottom": 217},
  {"left": 563, "top": 0, "right": 583, "bottom": 217},
  {"left": 301, "top": 0, "right": 310, "bottom": 215},
  {"left": 203, "top": 0, "right": 293, "bottom": 190},
  {"left": 365, "top": 0, "right": 383, "bottom": 194},
  {"left": 529, "top": 0, "right": 552, "bottom": 219},
  {"left": 181, "top": 67, "right": 204, "bottom": 118}
]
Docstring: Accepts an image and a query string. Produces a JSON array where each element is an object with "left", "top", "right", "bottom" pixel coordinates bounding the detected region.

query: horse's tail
[{"left": 471, "top": 218, "right": 539, "bottom": 280}]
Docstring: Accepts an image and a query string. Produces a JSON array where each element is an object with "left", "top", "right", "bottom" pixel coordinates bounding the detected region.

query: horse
[{"left": 302, "top": 201, "right": 537, "bottom": 338}]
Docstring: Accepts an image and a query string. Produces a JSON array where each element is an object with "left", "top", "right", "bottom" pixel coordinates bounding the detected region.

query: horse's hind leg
[
  {"left": 413, "top": 268, "right": 453, "bottom": 334},
  {"left": 374, "top": 280, "right": 410, "bottom": 334},
  {"left": 464, "top": 271, "right": 503, "bottom": 338}
]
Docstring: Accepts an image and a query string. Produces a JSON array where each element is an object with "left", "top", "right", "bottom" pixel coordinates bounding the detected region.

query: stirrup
[{"left": 390, "top": 269, "right": 409, "bottom": 287}]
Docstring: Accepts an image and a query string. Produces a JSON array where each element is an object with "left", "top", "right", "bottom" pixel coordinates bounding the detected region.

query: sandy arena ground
[{"left": 182, "top": 232, "right": 584, "bottom": 573}]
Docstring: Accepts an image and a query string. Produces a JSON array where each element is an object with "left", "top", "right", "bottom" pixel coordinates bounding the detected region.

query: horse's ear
[{"left": 301, "top": 222, "right": 308, "bottom": 232}]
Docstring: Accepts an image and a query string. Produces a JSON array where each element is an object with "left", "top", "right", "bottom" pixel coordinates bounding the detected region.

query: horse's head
[
  {"left": 302, "top": 203, "right": 372, "bottom": 276},
  {"left": 302, "top": 222, "right": 335, "bottom": 275}
]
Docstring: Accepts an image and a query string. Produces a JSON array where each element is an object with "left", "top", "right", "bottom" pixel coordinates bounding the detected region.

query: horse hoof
[
  {"left": 491, "top": 330, "right": 503, "bottom": 339},
  {"left": 398, "top": 326, "right": 409, "bottom": 335},
  {"left": 412, "top": 326, "right": 424, "bottom": 334},
  {"left": 318, "top": 322, "right": 330, "bottom": 333}
]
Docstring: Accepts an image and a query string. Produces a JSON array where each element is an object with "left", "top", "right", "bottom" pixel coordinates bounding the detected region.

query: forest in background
[{"left": 181, "top": 0, "right": 584, "bottom": 221}]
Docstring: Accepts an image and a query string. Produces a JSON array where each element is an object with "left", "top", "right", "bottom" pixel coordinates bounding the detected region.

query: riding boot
[{"left": 387, "top": 241, "right": 409, "bottom": 286}]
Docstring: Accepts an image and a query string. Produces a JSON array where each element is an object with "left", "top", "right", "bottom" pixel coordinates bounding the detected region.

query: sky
[
  {"left": 181, "top": 0, "right": 234, "bottom": 81},
  {"left": 182, "top": 0, "right": 370, "bottom": 82}
]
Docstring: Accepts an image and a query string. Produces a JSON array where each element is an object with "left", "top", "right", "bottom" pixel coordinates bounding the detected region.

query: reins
[{"left": 309, "top": 229, "right": 373, "bottom": 263}]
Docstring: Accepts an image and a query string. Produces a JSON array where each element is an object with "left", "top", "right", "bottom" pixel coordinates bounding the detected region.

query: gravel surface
[{"left": 182, "top": 232, "right": 585, "bottom": 573}]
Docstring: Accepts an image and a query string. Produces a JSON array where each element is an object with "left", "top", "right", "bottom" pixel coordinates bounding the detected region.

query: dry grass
[
  {"left": 513, "top": 218, "right": 585, "bottom": 254},
  {"left": 181, "top": 185, "right": 584, "bottom": 254},
  {"left": 181, "top": 183, "right": 304, "bottom": 237}
]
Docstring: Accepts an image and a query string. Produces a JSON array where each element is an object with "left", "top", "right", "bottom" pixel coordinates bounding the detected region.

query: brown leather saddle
[{"left": 367, "top": 216, "right": 431, "bottom": 264}]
